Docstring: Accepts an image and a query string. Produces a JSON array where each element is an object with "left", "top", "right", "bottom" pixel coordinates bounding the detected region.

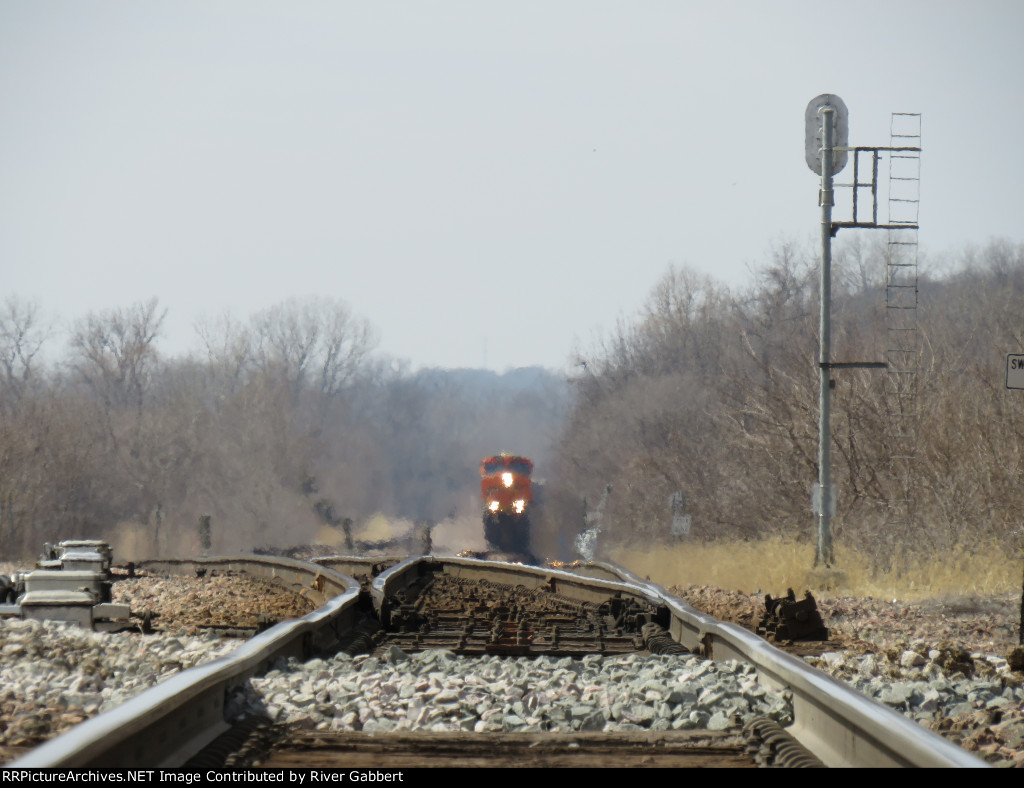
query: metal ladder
[{"left": 885, "top": 113, "right": 921, "bottom": 536}]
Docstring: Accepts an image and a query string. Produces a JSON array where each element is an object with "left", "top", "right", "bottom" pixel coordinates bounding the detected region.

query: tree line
[
  {"left": 546, "top": 238, "right": 1024, "bottom": 572},
  {"left": 5, "top": 237, "right": 1022, "bottom": 570},
  {"left": 0, "top": 296, "right": 568, "bottom": 561}
]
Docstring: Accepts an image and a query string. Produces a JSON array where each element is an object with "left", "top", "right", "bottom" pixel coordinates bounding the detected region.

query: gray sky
[{"left": 2, "top": 1, "right": 1022, "bottom": 372}]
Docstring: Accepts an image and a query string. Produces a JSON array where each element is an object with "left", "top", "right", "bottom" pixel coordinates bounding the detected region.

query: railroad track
[{"left": 6, "top": 554, "right": 986, "bottom": 768}]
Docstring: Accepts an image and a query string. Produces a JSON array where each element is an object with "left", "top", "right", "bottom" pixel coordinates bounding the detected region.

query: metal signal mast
[{"left": 804, "top": 95, "right": 921, "bottom": 567}]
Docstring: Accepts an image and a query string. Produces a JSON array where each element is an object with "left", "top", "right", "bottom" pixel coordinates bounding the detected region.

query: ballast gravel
[
  {"left": 671, "top": 583, "right": 1024, "bottom": 766},
  {"left": 112, "top": 573, "right": 316, "bottom": 633},
  {"left": 226, "top": 648, "right": 794, "bottom": 735},
  {"left": 804, "top": 644, "right": 1024, "bottom": 766},
  {"left": 5, "top": 568, "right": 1024, "bottom": 767},
  {"left": 0, "top": 617, "right": 236, "bottom": 752}
]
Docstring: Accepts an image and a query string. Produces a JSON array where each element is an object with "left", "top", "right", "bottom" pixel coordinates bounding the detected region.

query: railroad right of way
[{"left": 5, "top": 554, "right": 989, "bottom": 768}]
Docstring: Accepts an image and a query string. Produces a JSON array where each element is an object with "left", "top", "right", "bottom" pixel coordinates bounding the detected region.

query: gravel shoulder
[
  {"left": 0, "top": 572, "right": 315, "bottom": 764},
  {"left": 670, "top": 583, "right": 1024, "bottom": 767},
  {"left": 112, "top": 572, "right": 316, "bottom": 633},
  {"left": 669, "top": 584, "right": 1021, "bottom": 654}
]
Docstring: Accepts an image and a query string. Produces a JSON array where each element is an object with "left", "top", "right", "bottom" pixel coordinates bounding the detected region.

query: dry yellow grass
[{"left": 610, "top": 536, "right": 1022, "bottom": 600}]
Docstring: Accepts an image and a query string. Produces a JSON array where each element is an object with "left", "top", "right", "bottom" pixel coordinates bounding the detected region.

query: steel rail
[
  {"left": 8, "top": 556, "right": 360, "bottom": 768},
  {"left": 586, "top": 561, "right": 986, "bottom": 768},
  {"left": 7, "top": 554, "right": 987, "bottom": 768}
]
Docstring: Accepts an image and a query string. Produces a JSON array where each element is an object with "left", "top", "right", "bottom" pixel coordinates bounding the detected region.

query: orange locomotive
[{"left": 480, "top": 454, "right": 533, "bottom": 555}]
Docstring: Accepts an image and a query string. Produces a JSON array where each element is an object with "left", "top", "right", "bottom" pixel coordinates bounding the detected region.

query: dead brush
[{"left": 611, "top": 535, "right": 1021, "bottom": 601}]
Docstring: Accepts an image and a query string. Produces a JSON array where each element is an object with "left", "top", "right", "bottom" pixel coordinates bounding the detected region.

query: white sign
[
  {"left": 671, "top": 515, "right": 692, "bottom": 537},
  {"left": 1007, "top": 354, "right": 1024, "bottom": 389},
  {"left": 668, "top": 492, "right": 691, "bottom": 537}
]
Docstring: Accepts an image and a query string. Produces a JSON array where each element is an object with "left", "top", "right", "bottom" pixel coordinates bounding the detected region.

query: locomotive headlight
[
  {"left": 513, "top": 499, "right": 525, "bottom": 514},
  {"left": 488, "top": 500, "right": 500, "bottom": 512},
  {"left": 501, "top": 472, "right": 514, "bottom": 488}
]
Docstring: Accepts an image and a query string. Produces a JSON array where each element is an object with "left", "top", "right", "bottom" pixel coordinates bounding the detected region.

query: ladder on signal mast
[{"left": 885, "top": 112, "right": 921, "bottom": 535}]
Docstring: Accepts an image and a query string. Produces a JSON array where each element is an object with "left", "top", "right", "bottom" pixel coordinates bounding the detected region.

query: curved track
[{"left": 6, "top": 554, "right": 986, "bottom": 769}]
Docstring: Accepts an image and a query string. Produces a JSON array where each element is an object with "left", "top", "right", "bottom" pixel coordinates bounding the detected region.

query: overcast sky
[{"left": 2, "top": 1, "right": 1022, "bottom": 371}]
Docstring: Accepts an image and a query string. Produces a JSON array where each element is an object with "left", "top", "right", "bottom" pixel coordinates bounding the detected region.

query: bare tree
[
  {"left": 250, "top": 297, "right": 377, "bottom": 396},
  {"left": 194, "top": 313, "right": 254, "bottom": 394},
  {"left": 0, "top": 297, "right": 50, "bottom": 408},
  {"left": 69, "top": 298, "right": 166, "bottom": 411}
]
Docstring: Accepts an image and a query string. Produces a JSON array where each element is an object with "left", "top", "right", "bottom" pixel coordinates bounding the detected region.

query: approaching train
[{"left": 480, "top": 454, "right": 533, "bottom": 556}]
